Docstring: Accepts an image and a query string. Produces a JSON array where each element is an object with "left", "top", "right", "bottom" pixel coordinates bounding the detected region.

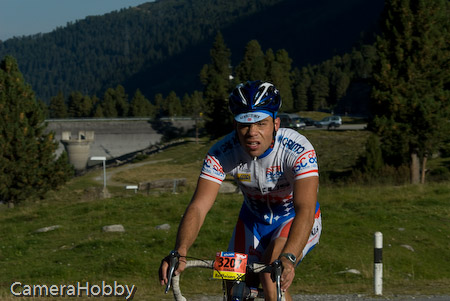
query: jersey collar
[{"left": 257, "top": 138, "right": 275, "bottom": 159}]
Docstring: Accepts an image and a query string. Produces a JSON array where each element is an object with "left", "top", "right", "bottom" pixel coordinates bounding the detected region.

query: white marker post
[
  {"left": 374, "top": 232, "right": 383, "bottom": 295},
  {"left": 126, "top": 185, "right": 139, "bottom": 193},
  {"left": 90, "top": 156, "right": 107, "bottom": 189}
]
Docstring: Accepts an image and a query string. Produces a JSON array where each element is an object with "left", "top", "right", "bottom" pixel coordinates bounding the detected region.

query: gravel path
[
  {"left": 181, "top": 294, "right": 450, "bottom": 301},
  {"left": 291, "top": 294, "right": 450, "bottom": 300}
]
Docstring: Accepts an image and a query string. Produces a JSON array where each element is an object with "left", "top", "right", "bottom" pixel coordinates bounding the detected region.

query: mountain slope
[{"left": 0, "top": 0, "right": 384, "bottom": 102}]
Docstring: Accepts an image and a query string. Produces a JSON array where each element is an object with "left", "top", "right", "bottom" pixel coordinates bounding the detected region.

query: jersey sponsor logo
[
  {"left": 237, "top": 173, "right": 251, "bottom": 182},
  {"left": 280, "top": 136, "right": 305, "bottom": 154},
  {"left": 266, "top": 166, "right": 283, "bottom": 182},
  {"left": 238, "top": 161, "right": 251, "bottom": 173},
  {"left": 311, "top": 224, "right": 320, "bottom": 236},
  {"left": 202, "top": 154, "right": 225, "bottom": 178},
  {"left": 294, "top": 150, "right": 318, "bottom": 173}
]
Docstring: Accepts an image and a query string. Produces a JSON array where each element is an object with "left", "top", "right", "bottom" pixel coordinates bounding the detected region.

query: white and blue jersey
[{"left": 200, "top": 128, "right": 322, "bottom": 262}]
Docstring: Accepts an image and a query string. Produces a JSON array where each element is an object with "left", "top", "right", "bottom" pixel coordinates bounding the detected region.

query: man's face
[{"left": 236, "top": 116, "right": 280, "bottom": 157}]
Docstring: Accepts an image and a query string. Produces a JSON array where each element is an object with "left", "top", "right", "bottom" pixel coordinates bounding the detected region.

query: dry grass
[{"left": 111, "top": 160, "right": 202, "bottom": 188}]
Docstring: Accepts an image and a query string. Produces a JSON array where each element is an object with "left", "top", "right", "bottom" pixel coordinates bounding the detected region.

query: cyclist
[{"left": 160, "top": 81, "right": 322, "bottom": 301}]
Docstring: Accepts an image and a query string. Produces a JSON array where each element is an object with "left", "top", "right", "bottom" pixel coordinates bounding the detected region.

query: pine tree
[
  {"left": 0, "top": 56, "right": 73, "bottom": 206},
  {"left": 182, "top": 90, "right": 205, "bottom": 143},
  {"left": 153, "top": 93, "right": 165, "bottom": 118},
  {"left": 92, "top": 104, "right": 104, "bottom": 117},
  {"left": 293, "top": 67, "right": 311, "bottom": 111},
  {"left": 267, "top": 49, "right": 294, "bottom": 112},
  {"left": 357, "top": 134, "right": 384, "bottom": 174},
  {"left": 67, "top": 91, "right": 93, "bottom": 117},
  {"left": 234, "top": 40, "right": 267, "bottom": 82},
  {"left": 101, "top": 88, "right": 119, "bottom": 117},
  {"left": 166, "top": 91, "right": 182, "bottom": 117},
  {"left": 310, "top": 74, "right": 329, "bottom": 111},
  {"left": 200, "top": 32, "right": 233, "bottom": 138},
  {"left": 370, "top": 0, "right": 450, "bottom": 184},
  {"left": 129, "top": 89, "right": 155, "bottom": 117},
  {"left": 113, "top": 85, "right": 129, "bottom": 117},
  {"left": 48, "top": 91, "right": 68, "bottom": 118}
]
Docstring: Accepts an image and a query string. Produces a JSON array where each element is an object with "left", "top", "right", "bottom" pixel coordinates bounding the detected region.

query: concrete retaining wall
[{"left": 46, "top": 118, "right": 196, "bottom": 167}]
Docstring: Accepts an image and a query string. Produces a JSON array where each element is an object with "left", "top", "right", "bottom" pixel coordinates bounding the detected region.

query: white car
[{"left": 314, "top": 116, "right": 342, "bottom": 129}]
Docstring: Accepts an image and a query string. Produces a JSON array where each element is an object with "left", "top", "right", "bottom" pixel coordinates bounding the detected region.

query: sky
[{"left": 0, "top": 0, "right": 152, "bottom": 41}]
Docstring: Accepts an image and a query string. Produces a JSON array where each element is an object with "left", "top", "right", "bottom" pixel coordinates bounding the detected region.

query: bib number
[{"left": 213, "top": 252, "right": 247, "bottom": 280}]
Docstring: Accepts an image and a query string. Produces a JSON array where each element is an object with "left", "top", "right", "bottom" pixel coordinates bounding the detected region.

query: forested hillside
[{"left": 0, "top": 0, "right": 384, "bottom": 103}]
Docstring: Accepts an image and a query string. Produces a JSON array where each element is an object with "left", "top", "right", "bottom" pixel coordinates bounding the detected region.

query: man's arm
[
  {"left": 279, "top": 176, "right": 318, "bottom": 290},
  {"left": 175, "top": 177, "right": 221, "bottom": 256},
  {"left": 159, "top": 177, "right": 220, "bottom": 285}
]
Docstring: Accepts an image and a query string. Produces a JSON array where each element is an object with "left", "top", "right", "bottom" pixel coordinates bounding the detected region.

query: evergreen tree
[
  {"left": 359, "top": 45, "right": 377, "bottom": 79},
  {"left": 113, "top": 85, "right": 129, "bottom": 117},
  {"left": 0, "top": 56, "right": 73, "bottom": 206},
  {"left": 67, "top": 91, "right": 93, "bottom": 117},
  {"left": 90, "top": 95, "right": 101, "bottom": 117},
  {"left": 200, "top": 32, "right": 233, "bottom": 138},
  {"left": 38, "top": 99, "right": 49, "bottom": 119},
  {"left": 101, "top": 88, "right": 119, "bottom": 117},
  {"left": 182, "top": 90, "right": 205, "bottom": 143},
  {"left": 182, "top": 90, "right": 205, "bottom": 118},
  {"left": 67, "top": 91, "right": 83, "bottom": 117},
  {"left": 293, "top": 67, "right": 310, "bottom": 111},
  {"left": 166, "top": 91, "right": 182, "bottom": 117},
  {"left": 48, "top": 91, "right": 68, "bottom": 118},
  {"left": 369, "top": 0, "right": 450, "bottom": 184},
  {"left": 310, "top": 74, "right": 329, "bottom": 111},
  {"left": 357, "top": 134, "right": 384, "bottom": 174},
  {"left": 234, "top": 40, "right": 266, "bottom": 82},
  {"left": 92, "top": 104, "right": 104, "bottom": 117},
  {"left": 267, "top": 49, "right": 294, "bottom": 112},
  {"left": 331, "top": 70, "right": 351, "bottom": 106},
  {"left": 153, "top": 93, "right": 165, "bottom": 118},
  {"left": 129, "top": 89, "right": 155, "bottom": 117}
]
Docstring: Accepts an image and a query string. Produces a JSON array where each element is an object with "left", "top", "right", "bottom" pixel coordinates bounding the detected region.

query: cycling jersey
[
  {"left": 201, "top": 128, "right": 319, "bottom": 222},
  {"left": 200, "top": 128, "right": 321, "bottom": 262}
]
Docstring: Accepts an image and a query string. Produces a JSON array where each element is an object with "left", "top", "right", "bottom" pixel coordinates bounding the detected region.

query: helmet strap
[{"left": 271, "top": 117, "right": 277, "bottom": 148}]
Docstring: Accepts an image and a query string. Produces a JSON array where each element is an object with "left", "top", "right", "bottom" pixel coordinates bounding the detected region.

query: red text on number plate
[{"left": 213, "top": 252, "right": 248, "bottom": 280}]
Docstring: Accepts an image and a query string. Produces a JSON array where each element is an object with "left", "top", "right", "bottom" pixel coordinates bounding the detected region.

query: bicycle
[{"left": 164, "top": 250, "right": 285, "bottom": 301}]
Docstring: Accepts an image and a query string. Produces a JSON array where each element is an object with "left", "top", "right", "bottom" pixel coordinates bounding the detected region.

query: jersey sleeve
[
  {"left": 199, "top": 152, "right": 226, "bottom": 184},
  {"left": 293, "top": 148, "right": 319, "bottom": 180},
  {"left": 289, "top": 134, "right": 319, "bottom": 180}
]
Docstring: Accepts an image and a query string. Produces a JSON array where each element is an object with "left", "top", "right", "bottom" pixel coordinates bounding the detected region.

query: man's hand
[
  {"left": 279, "top": 257, "right": 295, "bottom": 291},
  {"left": 158, "top": 254, "right": 187, "bottom": 287},
  {"left": 158, "top": 257, "right": 170, "bottom": 286}
]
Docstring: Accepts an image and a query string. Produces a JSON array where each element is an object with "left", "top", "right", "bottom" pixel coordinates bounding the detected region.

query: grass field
[{"left": 1, "top": 129, "right": 449, "bottom": 300}]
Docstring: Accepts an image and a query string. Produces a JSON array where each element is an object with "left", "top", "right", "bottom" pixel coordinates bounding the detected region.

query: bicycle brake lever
[
  {"left": 164, "top": 250, "right": 180, "bottom": 294},
  {"left": 271, "top": 259, "right": 283, "bottom": 301}
]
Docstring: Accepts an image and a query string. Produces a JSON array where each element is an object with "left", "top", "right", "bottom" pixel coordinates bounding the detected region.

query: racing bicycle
[{"left": 164, "top": 250, "right": 285, "bottom": 301}]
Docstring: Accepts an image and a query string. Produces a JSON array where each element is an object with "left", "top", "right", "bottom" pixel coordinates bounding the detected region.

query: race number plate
[{"left": 213, "top": 252, "right": 247, "bottom": 280}]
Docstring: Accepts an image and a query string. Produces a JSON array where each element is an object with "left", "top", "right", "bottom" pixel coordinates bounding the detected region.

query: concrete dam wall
[{"left": 46, "top": 118, "right": 196, "bottom": 170}]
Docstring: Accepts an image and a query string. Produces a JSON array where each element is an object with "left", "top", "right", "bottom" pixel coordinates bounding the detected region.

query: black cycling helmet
[{"left": 229, "top": 80, "right": 282, "bottom": 123}]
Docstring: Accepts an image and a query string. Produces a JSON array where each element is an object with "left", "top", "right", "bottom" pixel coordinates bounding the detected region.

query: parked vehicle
[
  {"left": 314, "top": 116, "right": 342, "bottom": 129},
  {"left": 299, "top": 117, "right": 316, "bottom": 126},
  {"left": 278, "top": 113, "right": 306, "bottom": 130}
]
